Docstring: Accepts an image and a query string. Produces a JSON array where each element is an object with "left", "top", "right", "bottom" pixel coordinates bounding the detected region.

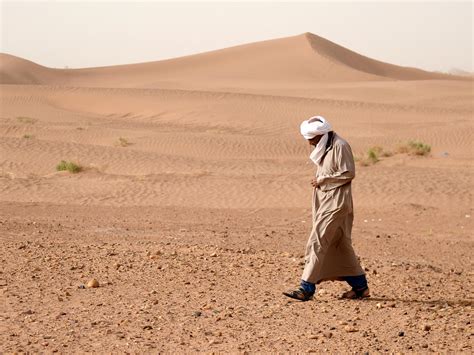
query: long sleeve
[{"left": 316, "top": 141, "right": 355, "bottom": 191}]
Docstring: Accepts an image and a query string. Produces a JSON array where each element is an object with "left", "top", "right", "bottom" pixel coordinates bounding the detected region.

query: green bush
[
  {"left": 56, "top": 160, "right": 82, "bottom": 173},
  {"left": 366, "top": 148, "right": 380, "bottom": 164},
  {"left": 357, "top": 146, "right": 385, "bottom": 166}
]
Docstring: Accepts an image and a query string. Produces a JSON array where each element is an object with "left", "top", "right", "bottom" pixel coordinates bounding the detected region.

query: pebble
[
  {"left": 422, "top": 324, "right": 431, "bottom": 331},
  {"left": 344, "top": 325, "right": 358, "bottom": 333},
  {"left": 258, "top": 331, "right": 268, "bottom": 338},
  {"left": 323, "top": 331, "right": 333, "bottom": 338},
  {"left": 398, "top": 331, "right": 405, "bottom": 337},
  {"left": 376, "top": 303, "right": 382, "bottom": 309},
  {"left": 317, "top": 289, "right": 327, "bottom": 296},
  {"left": 86, "top": 279, "right": 99, "bottom": 288}
]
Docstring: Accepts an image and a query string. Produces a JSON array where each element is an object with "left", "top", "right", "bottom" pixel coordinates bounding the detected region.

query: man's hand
[{"left": 311, "top": 178, "right": 319, "bottom": 188}]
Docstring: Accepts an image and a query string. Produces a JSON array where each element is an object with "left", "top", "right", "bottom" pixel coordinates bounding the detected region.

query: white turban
[
  {"left": 300, "top": 116, "right": 333, "bottom": 165},
  {"left": 300, "top": 116, "right": 332, "bottom": 139}
]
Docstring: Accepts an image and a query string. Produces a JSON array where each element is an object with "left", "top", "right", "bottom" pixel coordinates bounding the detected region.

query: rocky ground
[{"left": 1, "top": 202, "right": 472, "bottom": 353}]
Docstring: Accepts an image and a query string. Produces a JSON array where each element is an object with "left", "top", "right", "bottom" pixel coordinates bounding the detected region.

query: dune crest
[
  {"left": 304, "top": 32, "right": 453, "bottom": 81},
  {"left": 0, "top": 33, "right": 464, "bottom": 88}
]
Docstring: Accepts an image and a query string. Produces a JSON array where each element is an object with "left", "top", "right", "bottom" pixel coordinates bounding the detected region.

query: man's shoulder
[{"left": 332, "top": 133, "right": 351, "bottom": 149}]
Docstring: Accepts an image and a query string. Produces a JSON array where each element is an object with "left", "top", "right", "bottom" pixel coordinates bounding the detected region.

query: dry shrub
[
  {"left": 17, "top": 116, "right": 37, "bottom": 124},
  {"left": 117, "top": 137, "right": 131, "bottom": 147},
  {"left": 397, "top": 141, "right": 431, "bottom": 156}
]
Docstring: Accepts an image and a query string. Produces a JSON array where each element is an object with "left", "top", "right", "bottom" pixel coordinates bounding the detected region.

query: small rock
[
  {"left": 308, "top": 334, "right": 318, "bottom": 339},
  {"left": 398, "top": 331, "right": 405, "bottom": 337},
  {"left": 258, "top": 331, "right": 268, "bottom": 338},
  {"left": 193, "top": 311, "right": 202, "bottom": 317},
  {"left": 323, "top": 331, "right": 333, "bottom": 338},
  {"left": 376, "top": 303, "right": 382, "bottom": 309},
  {"left": 422, "top": 324, "right": 431, "bottom": 331},
  {"left": 86, "top": 279, "right": 99, "bottom": 288},
  {"left": 210, "top": 252, "right": 218, "bottom": 257},
  {"left": 344, "top": 325, "right": 358, "bottom": 333}
]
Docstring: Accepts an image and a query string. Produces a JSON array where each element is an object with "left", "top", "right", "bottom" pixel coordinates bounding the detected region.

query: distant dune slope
[{"left": 0, "top": 33, "right": 463, "bottom": 89}]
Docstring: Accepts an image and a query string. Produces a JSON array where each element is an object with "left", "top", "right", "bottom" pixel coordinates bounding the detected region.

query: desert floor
[{"left": 1, "top": 34, "right": 473, "bottom": 352}]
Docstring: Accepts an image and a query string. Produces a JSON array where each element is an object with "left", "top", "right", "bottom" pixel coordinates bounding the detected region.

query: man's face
[{"left": 308, "top": 135, "right": 323, "bottom": 147}]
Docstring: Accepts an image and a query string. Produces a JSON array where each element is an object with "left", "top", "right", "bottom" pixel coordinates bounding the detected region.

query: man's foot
[
  {"left": 340, "top": 287, "right": 370, "bottom": 299},
  {"left": 283, "top": 287, "right": 314, "bottom": 301}
]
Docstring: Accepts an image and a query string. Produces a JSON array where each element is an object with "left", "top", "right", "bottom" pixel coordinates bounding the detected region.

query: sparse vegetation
[
  {"left": 381, "top": 150, "right": 393, "bottom": 157},
  {"left": 357, "top": 141, "right": 430, "bottom": 167},
  {"left": 367, "top": 147, "right": 380, "bottom": 164},
  {"left": 117, "top": 137, "right": 131, "bottom": 147},
  {"left": 56, "top": 160, "right": 82, "bottom": 173},
  {"left": 397, "top": 140, "right": 431, "bottom": 156},
  {"left": 17, "top": 116, "right": 37, "bottom": 124},
  {"left": 356, "top": 146, "right": 391, "bottom": 166}
]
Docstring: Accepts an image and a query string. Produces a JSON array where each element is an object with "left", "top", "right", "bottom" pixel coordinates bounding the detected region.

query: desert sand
[{"left": 0, "top": 33, "right": 473, "bottom": 352}]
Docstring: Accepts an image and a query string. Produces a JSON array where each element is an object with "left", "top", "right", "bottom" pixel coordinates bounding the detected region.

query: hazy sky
[{"left": 1, "top": 1, "right": 472, "bottom": 72}]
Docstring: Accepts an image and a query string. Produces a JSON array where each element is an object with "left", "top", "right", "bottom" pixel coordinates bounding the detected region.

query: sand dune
[{"left": 0, "top": 33, "right": 464, "bottom": 90}]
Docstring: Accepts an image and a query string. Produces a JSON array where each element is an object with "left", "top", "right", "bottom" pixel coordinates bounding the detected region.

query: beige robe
[{"left": 301, "top": 132, "right": 364, "bottom": 284}]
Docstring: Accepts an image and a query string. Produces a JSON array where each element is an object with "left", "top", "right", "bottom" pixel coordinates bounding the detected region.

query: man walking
[{"left": 283, "top": 116, "right": 370, "bottom": 301}]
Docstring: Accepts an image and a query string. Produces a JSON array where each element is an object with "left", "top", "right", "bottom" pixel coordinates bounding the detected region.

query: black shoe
[
  {"left": 283, "top": 287, "right": 314, "bottom": 301},
  {"left": 340, "top": 287, "right": 370, "bottom": 299}
]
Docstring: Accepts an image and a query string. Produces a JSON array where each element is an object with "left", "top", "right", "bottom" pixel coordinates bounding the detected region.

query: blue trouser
[{"left": 300, "top": 274, "right": 368, "bottom": 294}]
